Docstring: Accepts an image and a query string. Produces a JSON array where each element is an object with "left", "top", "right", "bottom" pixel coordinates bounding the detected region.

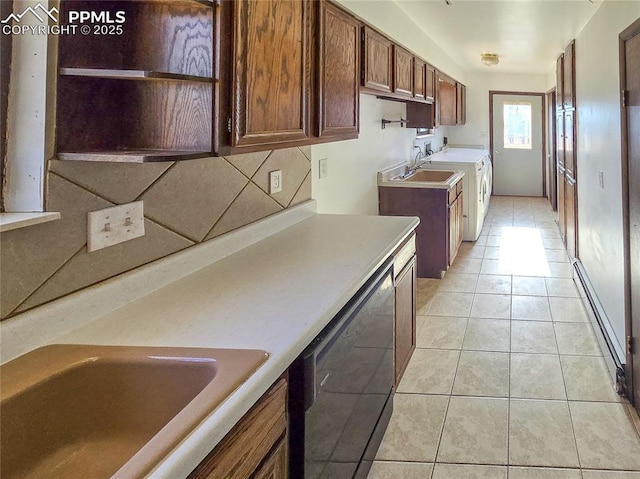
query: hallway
[{"left": 369, "top": 197, "right": 640, "bottom": 479}]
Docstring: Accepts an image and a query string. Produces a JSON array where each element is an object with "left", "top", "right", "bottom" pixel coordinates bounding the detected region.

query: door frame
[
  {"left": 489, "top": 91, "right": 546, "bottom": 196},
  {"left": 546, "top": 88, "right": 558, "bottom": 210},
  {"left": 620, "top": 17, "right": 640, "bottom": 407}
]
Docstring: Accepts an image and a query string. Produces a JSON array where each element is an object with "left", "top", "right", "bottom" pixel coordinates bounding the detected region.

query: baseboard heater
[{"left": 573, "top": 260, "right": 628, "bottom": 396}]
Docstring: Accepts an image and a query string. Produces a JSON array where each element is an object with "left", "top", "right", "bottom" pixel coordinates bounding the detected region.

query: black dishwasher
[{"left": 289, "top": 259, "right": 394, "bottom": 479}]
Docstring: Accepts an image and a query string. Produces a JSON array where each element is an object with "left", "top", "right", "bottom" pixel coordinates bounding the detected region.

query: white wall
[
  {"left": 312, "top": 94, "right": 448, "bottom": 215},
  {"left": 447, "top": 72, "right": 548, "bottom": 149},
  {"left": 572, "top": 1, "right": 640, "bottom": 349}
]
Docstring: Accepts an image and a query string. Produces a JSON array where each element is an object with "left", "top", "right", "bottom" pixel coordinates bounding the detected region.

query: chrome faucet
[{"left": 406, "top": 146, "right": 428, "bottom": 175}]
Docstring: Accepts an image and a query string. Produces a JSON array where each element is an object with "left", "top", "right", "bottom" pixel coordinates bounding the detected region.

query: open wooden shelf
[
  {"left": 57, "top": 150, "right": 211, "bottom": 163},
  {"left": 59, "top": 68, "right": 213, "bottom": 83}
]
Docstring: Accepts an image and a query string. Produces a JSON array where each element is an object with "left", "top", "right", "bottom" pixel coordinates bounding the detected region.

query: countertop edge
[{"left": 146, "top": 216, "right": 420, "bottom": 479}]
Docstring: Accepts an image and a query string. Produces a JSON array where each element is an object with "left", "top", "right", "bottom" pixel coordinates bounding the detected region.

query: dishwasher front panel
[{"left": 290, "top": 262, "right": 395, "bottom": 479}]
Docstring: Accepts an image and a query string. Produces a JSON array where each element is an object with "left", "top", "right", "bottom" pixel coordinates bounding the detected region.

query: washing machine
[{"left": 418, "top": 147, "right": 491, "bottom": 241}]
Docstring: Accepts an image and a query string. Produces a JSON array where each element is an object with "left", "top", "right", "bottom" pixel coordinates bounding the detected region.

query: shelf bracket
[{"left": 381, "top": 118, "right": 407, "bottom": 129}]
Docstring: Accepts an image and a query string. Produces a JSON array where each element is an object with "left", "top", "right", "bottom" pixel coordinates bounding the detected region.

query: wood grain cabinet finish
[
  {"left": 362, "top": 26, "right": 393, "bottom": 93},
  {"left": 188, "top": 379, "right": 288, "bottom": 479},
  {"left": 393, "top": 46, "right": 414, "bottom": 98},
  {"left": 438, "top": 74, "right": 457, "bottom": 126},
  {"left": 425, "top": 64, "right": 436, "bottom": 102},
  {"left": 231, "top": 0, "right": 310, "bottom": 149},
  {"left": 563, "top": 41, "right": 575, "bottom": 110},
  {"left": 394, "top": 254, "right": 417, "bottom": 387},
  {"left": 316, "top": 1, "right": 360, "bottom": 140},
  {"left": 379, "top": 180, "right": 463, "bottom": 278},
  {"left": 414, "top": 58, "right": 426, "bottom": 100},
  {"left": 55, "top": 0, "right": 215, "bottom": 163},
  {"left": 564, "top": 109, "right": 575, "bottom": 177},
  {"left": 456, "top": 83, "right": 466, "bottom": 125},
  {"left": 449, "top": 189, "right": 463, "bottom": 264},
  {"left": 252, "top": 439, "right": 288, "bottom": 479},
  {"left": 556, "top": 54, "right": 564, "bottom": 110}
]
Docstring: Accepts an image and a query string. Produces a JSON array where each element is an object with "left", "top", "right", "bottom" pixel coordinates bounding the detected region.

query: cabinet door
[
  {"left": 393, "top": 46, "right": 414, "bottom": 98},
  {"left": 448, "top": 193, "right": 462, "bottom": 265},
  {"left": 188, "top": 379, "right": 287, "bottom": 479},
  {"left": 317, "top": 1, "right": 360, "bottom": 139},
  {"left": 557, "top": 166, "right": 566, "bottom": 241},
  {"left": 564, "top": 109, "right": 575, "bottom": 178},
  {"left": 414, "top": 58, "right": 426, "bottom": 100},
  {"left": 425, "top": 64, "right": 435, "bottom": 102},
  {"left": 556, "top": 54, "right": 564, "bottom": 109},
  {"left": 362, "top": 26, "right": 393, "bottom": 93},
  {"left": 556, "top": 110, "right": 565, "bottom": 168},
  {"left": 456, "top": 83, "right": 466, "bottom": 125},
  {"left": 438, "top": 76, "right": 456, "bottom": 126},
  {"left": 565, "top": 175, "right": 577, "bottom": 259},
  {"left": 394, "top": 256, "right": 416, "bottom": 387},
  {"left": 563, "top": 41, "right": 575, "bottom": 110},
  {"left": 252, "top": 439, "right": 288, "bottom": 479},
  {"left": 232, "top": 0, "right": 310, "bottom": 148}
]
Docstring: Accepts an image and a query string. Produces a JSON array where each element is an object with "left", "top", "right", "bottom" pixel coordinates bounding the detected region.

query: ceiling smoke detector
[{"left": 481, "top": 53, "right": 500, "bottom": 66}]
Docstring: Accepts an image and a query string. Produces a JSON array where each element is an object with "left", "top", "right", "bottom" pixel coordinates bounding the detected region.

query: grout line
[
  {"left": 9, "top": 242, "right": 87, "bottom": 316},
  {"left": 200, "top": 179, "right": 252, "bottom": 241},
  {"left": 134, "top": 161, "right": 179, "bottom": 201}
]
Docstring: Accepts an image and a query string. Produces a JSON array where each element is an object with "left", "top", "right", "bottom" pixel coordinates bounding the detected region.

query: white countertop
[
  {"left": 3, "top": 209, "right": 418, "bottom": 478},
  {"left": 427, "top": 147, "right": 490, "bottom": 164}
]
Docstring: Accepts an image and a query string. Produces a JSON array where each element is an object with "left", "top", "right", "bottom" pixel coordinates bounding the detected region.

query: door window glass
[{"left": 503, "top": 102, "right": 532, "bottom": 149}]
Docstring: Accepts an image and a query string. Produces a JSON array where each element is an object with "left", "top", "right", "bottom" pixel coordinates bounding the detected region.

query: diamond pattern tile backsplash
[{"left": 0, "top": 147, "right": 311, "bottom": 319}]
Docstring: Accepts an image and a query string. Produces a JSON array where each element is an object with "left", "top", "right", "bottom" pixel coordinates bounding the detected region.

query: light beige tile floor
[{"left": 370, "top": 197, "right": 640, "bottom": 479}]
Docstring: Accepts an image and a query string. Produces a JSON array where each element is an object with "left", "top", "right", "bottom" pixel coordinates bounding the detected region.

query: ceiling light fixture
[{"left": 481, "top": 53, "right": 500, "bottom": 66}]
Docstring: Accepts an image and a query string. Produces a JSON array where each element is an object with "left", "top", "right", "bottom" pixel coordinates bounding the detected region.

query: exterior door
[
  {"left": 491, "top": 93, "right": 544, "bottom": 196},
  {"left": 621, "top": 19, "right": 640, "bottom": 413}
]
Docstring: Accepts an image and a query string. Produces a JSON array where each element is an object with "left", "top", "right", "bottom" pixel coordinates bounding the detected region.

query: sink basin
[
  {"left": 0, "top": 344, "right": 268, "bottom": 479},
  {"left": 402, "top": 170, "right": 456, "bottom": 182}
]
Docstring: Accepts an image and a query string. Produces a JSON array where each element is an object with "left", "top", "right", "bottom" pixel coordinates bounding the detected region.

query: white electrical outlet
[
  {"left": 319, "top": 158, "right": 328, "bottom": 179},
  {"left": 269, "top": 170, "right": 283, "bottom": 194},
  {"left": 87, "top": 201, "right": 145, "bottom": 252}
]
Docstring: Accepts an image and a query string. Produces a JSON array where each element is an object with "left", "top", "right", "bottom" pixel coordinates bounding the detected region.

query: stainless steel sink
[{"left": 0, "top": 344, "right": 268, "bottom": 479}]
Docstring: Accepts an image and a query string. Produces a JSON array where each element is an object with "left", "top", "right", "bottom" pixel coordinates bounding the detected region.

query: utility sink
[
  {"left": 403, "top": 170, "right": 456, "bottom": 182},
  {"left": 0, "top": 344, "right": 269, "bottom": 479}
]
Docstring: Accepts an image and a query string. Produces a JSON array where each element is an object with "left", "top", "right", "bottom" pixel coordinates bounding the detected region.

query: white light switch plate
[
  {"left": 87, "top": 201, "right": 145, "bottom": 252},
  {"left": 269, "top": 170, "right": 283, "bottom": 194}
]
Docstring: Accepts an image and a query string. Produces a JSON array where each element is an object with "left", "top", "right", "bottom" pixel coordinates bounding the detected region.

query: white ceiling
[{"left": 394, "top": 0, "right": 604, "bottom": 74}]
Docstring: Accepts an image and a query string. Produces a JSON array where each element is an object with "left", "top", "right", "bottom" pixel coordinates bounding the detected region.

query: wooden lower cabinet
[
  {"left": 394, "top": 244, "right": 417, "bottom": 387},
  {"left": 188, "top": 379, "right": 288, "bottom": 479},
  {"left": 252, "top": 439, "right": 288, "bottom": 479},
  {"left": 379, "top": 179, "right": 463, "bottom": 278},
  {"left": 449, "top": 189, "right": 463, "bottom": 264}
]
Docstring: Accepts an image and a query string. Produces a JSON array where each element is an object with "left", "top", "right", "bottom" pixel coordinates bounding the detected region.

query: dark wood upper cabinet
[
  {"left": 316, "top": 1, "right": 360, "bottom": 140},
  {"left": 393, "top": 46, "right": 414, "bottom": 98},
  {"left": 438, "top": 74, "right": 457, "bottom": 126},
  {"left": 231, "top": 0, "right": 310, "bottom": 149},
  {"left": 563, "top": 41, "right": 575, "bottom": 110},
  {"left": 362, "top": 26, "right": 393, "bottom": 93},
  {"left": 556, "top": 54, "right": 564, "bottom": 110},
  {"left": 414, "top": 58, "right": 426, "bottom": 100},
  {"left": 456, "top": 83, "right": 466, "bottom": 125},
  {"left": 425, "top": 64, "right": 435, "bottom": 102}
]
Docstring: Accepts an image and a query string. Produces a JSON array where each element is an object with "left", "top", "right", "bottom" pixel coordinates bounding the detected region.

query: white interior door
[{"left": 492, "top": 94, "right": 544, "bottom": 196}]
